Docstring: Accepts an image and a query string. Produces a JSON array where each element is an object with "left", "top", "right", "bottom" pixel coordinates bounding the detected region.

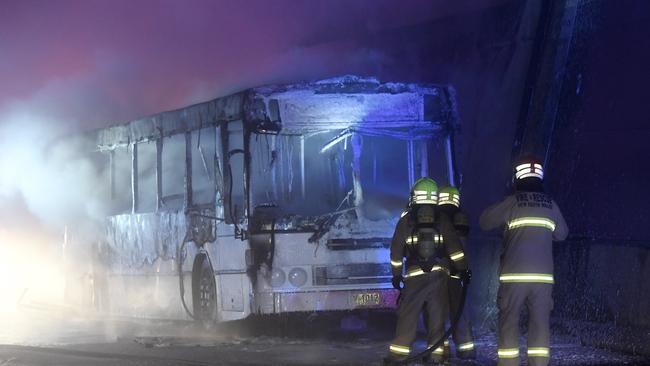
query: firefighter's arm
[
  {"left": 479, "top": 195, "right": 514, "bottom": 231},
  {"left": 440, "top": 213, "right": 468, "bottom": 271},
  {"left": 390, "top": 217, "right": 407, "bottom": 277},
  {"left": 552, "top": 201, "right": 569, "bottom": 241}
]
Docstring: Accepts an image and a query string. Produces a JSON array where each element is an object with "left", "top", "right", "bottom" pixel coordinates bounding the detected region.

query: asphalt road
[{"left": 0, "top": 309, "right": 647, "bottom": 366}]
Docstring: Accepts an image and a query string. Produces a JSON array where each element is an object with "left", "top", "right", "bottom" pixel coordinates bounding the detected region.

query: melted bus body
[{"left": 76, "top": 76, "right": 460, "bottom": 322}]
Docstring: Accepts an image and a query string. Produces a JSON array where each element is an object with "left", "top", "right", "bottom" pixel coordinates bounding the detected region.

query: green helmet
[
  {"left": 410, "top": 178, "right": 438, "bottom": 205},
  {"left": 438, "top": 186, "right": 460, "bottom": 207}
]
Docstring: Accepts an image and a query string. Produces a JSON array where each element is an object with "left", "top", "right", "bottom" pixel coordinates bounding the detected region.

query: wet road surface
[{"left": 0, "top": 309, "right": 647, "bottom": 365}]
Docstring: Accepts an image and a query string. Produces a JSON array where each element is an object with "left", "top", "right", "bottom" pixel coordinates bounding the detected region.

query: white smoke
[
  {"left": 0, "top": 103, "right": 111, "bottom": 318},
  {"left": 0, "top": 108, "right": 109, "bottom": 231}
]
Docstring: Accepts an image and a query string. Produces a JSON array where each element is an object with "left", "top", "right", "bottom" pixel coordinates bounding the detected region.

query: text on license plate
[{"left": 352, "top": 292, "right": 381, "bottom": 306}]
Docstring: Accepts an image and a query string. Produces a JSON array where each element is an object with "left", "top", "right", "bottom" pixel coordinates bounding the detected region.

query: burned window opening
[
  {"left": 161, "top": 134, "right": 186, "bottom": 211},
  {"left": 191, "top": 128, "right": 217, "bottom": 207},
  {"left": 109, "top": 145, "right": 133, "bottom": 215},
  {"left": 135, "top": 141, "right": 157, "bottom": 213},
  {"left": 250, "top": 129, "right": 355, "bottom": 220},
  {"left": 249, "top": 125, "right": 441, "bottom": 227}
]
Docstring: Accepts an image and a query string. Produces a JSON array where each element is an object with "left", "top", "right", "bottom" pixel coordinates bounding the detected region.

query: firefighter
[
  {"left": 386, "top": 178, "right": 469, "bottom": 365},
  {"left": 479, "top": 157, "right": 568, "bottom": 366},
  {"left": 437, "top": 186, "right": 476, "bottom": 359}
]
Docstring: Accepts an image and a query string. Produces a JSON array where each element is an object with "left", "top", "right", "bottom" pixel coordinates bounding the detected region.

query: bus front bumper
[{"left": 254, "top": 288, "right": 400, "bottom": 314}]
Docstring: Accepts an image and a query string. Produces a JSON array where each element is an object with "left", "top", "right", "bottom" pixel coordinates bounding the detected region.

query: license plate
[{"left": 352, "top": 292, "right": 381, "bottom": 307}]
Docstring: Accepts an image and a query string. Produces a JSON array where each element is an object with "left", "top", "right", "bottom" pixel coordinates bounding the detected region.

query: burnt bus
[{"left": 80, "top": 75, "right": 461, "bottom": 322}]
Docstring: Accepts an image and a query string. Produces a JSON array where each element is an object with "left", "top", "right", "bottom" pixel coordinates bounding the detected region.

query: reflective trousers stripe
[
  {"left": 457, "top": 342, "right": 475, "bottom": 351},
  {"left": 499, "top": 273, "right": 554, "bottom": 284},
  {"left": 389, "top": 344, "right": 410, "bottom": 355},
  {"left": 498, "top": 347, "right": 549, "bottom": 358},
  {"left": 528, "top": 347, "right": 550, "bottom": 357},
  {"left": 428, "top": 345, "right": 444, "bottom": 355},
  {"left": 391, "top": 260, "right": 403, "bottom": 268},
  {"left": 498, "top": 348, "right": 520, "bottom": 358}
]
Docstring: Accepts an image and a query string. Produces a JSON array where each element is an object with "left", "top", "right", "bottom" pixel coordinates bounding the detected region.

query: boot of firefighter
[
  {"left": 383, "top": 354, "right": 408, "bottom": 366},
  {"left": 421, "top": 339, "right": 449, "bottom": 365},
  {"left": 422, "top": 350, "right": 450, "bottom": 366},
  {"left": 444, "top": 339, "right": 451, "bottom": 358},
  {"left": 456, "top": 344, "right": 477, "bottom": 360}
]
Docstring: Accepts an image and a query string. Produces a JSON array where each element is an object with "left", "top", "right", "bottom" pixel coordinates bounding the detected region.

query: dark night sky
[{"left": 0, "top": 0, "right": 503, "bottom": 129}]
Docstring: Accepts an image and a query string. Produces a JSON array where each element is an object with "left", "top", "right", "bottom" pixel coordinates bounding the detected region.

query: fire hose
[
  {"left": 396, "top": 270, "right": 471, "bottom": 365},
  {"left": 178, "top": 239, "right": 195, "bottom": 320}
]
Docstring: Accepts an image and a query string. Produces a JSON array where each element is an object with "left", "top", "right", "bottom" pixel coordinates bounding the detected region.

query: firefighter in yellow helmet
[
  {"left": 385, "top": 178, "right": 470, "bottom": 365},
  {"left": 479, "top": 157, "right": 568, "bottom": 366},
  {"left": 437, "top": 186, "right": 476, "bottom": 360}
]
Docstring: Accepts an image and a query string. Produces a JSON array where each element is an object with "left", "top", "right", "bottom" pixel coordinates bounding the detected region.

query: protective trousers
[
  {"left": 448, "top": 276, "right": 475, "bottom": 356},
  {"left": 497, "top": 283, "right": 553, "bottom": 366},
  {"left": 389, "top": 271, "right": 448, "bottom": 362}
]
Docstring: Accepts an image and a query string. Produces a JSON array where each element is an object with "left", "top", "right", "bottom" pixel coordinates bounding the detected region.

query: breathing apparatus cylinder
[{"left": 414, "top": 204, "right": 438, "bottom": 260}]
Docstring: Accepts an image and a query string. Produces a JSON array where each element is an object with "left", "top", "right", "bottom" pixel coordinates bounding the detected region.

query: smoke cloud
[
  {"left": 0, "top": 104, "right": 111, "bottom": 319},
  {"left": 0, "top": 109, "right": 108, "bottom": 231},
  {"left": 0, "top": 0, "right": 505, "bottom": 128}
]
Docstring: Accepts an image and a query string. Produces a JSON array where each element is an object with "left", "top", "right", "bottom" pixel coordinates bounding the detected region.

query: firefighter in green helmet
[
  {"left": 437, "top": 186, "right": 476, "bottom": 360},
  {"left": 385, "top": 178, "right": 470, "bottom": 365}
]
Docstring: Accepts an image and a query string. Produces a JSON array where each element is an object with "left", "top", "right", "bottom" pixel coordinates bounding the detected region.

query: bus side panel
[
  {"left": 103, "top": 211, "right": 193, "bottom": 320},
  {"left": 105, "top": 264, "right": 190, "bottom": 320},
  {"left": 209, "top": 222, "right": 252, "bottom": 321}
]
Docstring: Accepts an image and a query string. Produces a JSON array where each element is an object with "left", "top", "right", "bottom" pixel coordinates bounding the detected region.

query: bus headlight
[
  {"left": 288, "top": 268, "right": 308, "bottom": 288},
  {"left": 268, "top": 268, "right": 286, "bottom": 287}
]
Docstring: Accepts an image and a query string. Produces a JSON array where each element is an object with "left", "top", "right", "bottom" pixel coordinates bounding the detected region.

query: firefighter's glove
[
  {"left": 459, "top": 269, "right": 472, "bottom": 284},
  {"left": 392, "top": 275, "right": 404, "bottom": 290}
]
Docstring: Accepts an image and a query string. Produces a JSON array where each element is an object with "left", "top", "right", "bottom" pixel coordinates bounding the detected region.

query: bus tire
[{"left": 192, "top": 253, "right": 217, "bottom": 323}]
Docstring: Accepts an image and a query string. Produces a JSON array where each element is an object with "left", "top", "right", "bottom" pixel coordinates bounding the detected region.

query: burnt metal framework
[
  {"left": 94, "top": 77, "right": 461, "bottom": 233},
  {"left": 97, "top": 92, "right": 246, "bottom": 221}
]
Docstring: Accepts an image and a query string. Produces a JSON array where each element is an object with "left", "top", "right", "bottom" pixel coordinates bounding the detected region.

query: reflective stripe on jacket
[{"left": 479, "top": 192, "right": 568, "bottom": 281}]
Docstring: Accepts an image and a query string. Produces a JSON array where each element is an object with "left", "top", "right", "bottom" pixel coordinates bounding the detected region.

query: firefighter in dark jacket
[
  {"left": 437, "top": 186, "right": 476, "bottom": 359},
  {"left": 480, "top": 157, "right": 568, "bottom": 366},
  {"left": 386, "top": 178, "right": 469, "bottom": 365}
]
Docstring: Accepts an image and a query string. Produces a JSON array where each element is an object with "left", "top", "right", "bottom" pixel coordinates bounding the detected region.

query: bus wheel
[{"left": 192, "top": 254, "right": 217, "bottom": 323}]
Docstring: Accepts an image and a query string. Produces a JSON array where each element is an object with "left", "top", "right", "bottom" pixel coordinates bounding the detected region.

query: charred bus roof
[{"left": 95, "top": 75, "right": 459, "bottom": 150}]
